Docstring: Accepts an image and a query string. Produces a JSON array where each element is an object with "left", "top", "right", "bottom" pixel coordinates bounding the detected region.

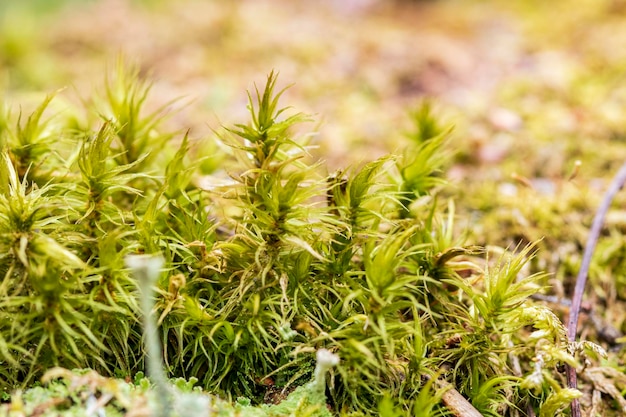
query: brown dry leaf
[{"left": 583, "top": 366, "right": 626, "bottom": 413}]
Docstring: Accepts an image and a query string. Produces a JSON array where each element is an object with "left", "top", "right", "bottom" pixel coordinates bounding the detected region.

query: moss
[{"left": 0, "top": 64, "right": 615, "bottom": 416}]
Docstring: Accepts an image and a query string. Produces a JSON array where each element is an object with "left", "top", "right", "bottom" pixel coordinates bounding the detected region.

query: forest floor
[{"left": 2, "top": 0, "right": 626, "bottom": 415}]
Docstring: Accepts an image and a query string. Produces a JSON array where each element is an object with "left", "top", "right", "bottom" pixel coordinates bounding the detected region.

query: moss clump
[{"left": 0, "top": 66, "right": 587, "bottom": 416}]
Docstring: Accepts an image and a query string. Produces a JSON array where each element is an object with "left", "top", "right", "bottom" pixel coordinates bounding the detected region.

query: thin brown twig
[
  {"left": 436, "top": 379, "right": 485, "bottom": 417},
  {"left": 566, "top": 161, "right": 626, "bottom": 417}
]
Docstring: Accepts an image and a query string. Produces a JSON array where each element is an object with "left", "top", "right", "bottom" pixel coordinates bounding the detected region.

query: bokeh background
[{"left": 3, "top": 0, "right": 624, "bottom": 172}]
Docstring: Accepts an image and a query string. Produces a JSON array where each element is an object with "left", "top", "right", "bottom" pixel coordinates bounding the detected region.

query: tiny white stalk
[
  {"left": 313, "top": 349, "right": 340, "bottom": 393},
  {"left": 125, "top": 254, "right": 172, "bottom": 417}
]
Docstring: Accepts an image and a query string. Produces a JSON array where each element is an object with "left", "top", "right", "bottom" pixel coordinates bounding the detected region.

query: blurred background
[{"left": 3, "top": 0, "right": 624, "bottom": 171}]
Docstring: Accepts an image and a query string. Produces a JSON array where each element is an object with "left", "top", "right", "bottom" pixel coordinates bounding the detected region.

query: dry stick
[
  {"left": 566, "top": 161, "right": 626, "bottom": 417},
  {"left": 436, "top": 379, "right": 485, "bottom": 417}
]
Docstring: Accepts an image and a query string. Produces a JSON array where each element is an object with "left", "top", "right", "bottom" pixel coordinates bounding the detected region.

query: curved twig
[{"left": 566, "top": 161, "right": 626, "bottom": 417}]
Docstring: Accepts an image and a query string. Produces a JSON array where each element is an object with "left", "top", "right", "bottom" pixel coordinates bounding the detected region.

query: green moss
[{"left": 0, "top": 66, "right": 599, "bottom": 416}]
